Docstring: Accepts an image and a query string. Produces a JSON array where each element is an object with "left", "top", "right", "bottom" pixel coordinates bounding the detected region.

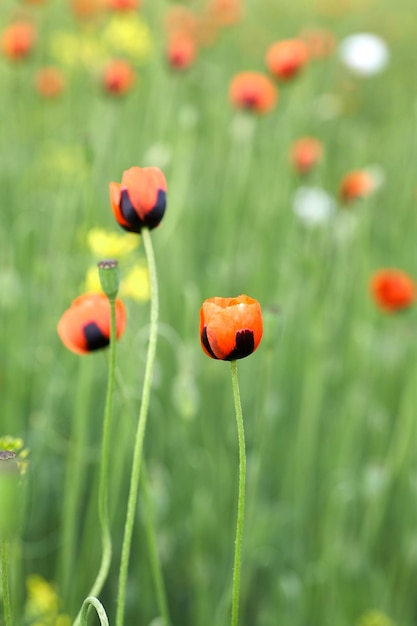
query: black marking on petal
[
  {"left": 144, "top": 189, "right": 166, "bottom": 230},
  {"left": 84, "top": 322, "right": 109, "bottom": 352},
  {"left": 225, "top": 329, "right": 255, "bottom": 361},
  {"left": 120, "top": 189, "right": 144, "bottom": 233},
  {"left": 201, "top": 326, "right": 218, "bottom": 359}
]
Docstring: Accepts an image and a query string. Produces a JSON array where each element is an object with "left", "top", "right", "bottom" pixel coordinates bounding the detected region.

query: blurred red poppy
[
  {"left": 58, "top": 293, "right": 127, "bottom": 355},
  {"left": 2, "top": 22, "right": 36, "bottom": 61},
  {"left": 370, "top": 270, "right": 416, "bottom": 313},
  {"left": 266, "top": 39, "right": 309, "bottom": 80},
  {"left": 339, "top": 170, "right": 374, "bottom": 203},
  {"left": 105, "top": 0, "right": 140, "bottom": 10},
  {"left": 229, "top": 71, "right": 278, "bottom": 114},
  {"left": 35, "top": 67, "right": 65, "bottom": 98},
  {"left": 103, "top": 60, "right": 136, "bottom": 95},
  {"left": 290, "top": 137, "right": 323, "bottom": 175},
  {"left": 167, "top": 34, "right": 196, "bottom": 70},
  {"left": 200, "top": 295, "right": 263, "bottom": 360},
  {"left": 109, "top": 166, "right": 167, "bottom": 233}
]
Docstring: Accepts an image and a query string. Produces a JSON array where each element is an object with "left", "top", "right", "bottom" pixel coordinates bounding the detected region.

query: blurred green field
[{"left": 2, "top": 0, "right": 417, "bottom": 625}]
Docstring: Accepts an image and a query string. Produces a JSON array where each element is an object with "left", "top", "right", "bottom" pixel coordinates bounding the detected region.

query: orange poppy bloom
[
  {"left": 105, "top": 0, "right": 140, "bottom": 10},
  {"left": 2, "top": 22, "right": 36, "bottom": 61},
  {"left": 103, "top": 60, "right": 136, "bottom": 95},
  {"left": 165, "top": 6, "right": 199, "bottom": 40},
  {"left": 71, "top": 0, "right": 103, "bottom": 18},
  {"left": 58, "top": 293, "right": 127, "bottom": 355},
  {"left": 290, "top": 137, "right": 323, "bottom": 174},
  {"left": 207, "top": 0, "right": 244, "bottom": 26},
  {"left": 167, "top": 34, "right": 196, "bottom": 70},
  {"left": 370, "top": 270, "right": 416, "bottom": 313},
  {"left": 35, "top": 67, "right": 65, "bottom": 98},
  {"left": 229, "top": 71, "right": 278, "bottom": 114},
  {"left": 200, "top": 295, "right": 263, "bottom": 361},
  {"left": 266, "top": 39, "right": 309, "bottom": 81},
  {"left": 109, "top": 166, "right": 167, "bottom": 233},
  {"left": 339, "top": 170, "right": 374, "bottom": 203}
]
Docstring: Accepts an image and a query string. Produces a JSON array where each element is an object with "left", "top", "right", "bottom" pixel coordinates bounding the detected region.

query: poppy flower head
[
  {"left": 370, "top": 270, "right": 416, "bottom": 313},
  {"left": 167, "top": 34, "right": 196, "bottom": 70},
  {"left": 200, "top": 295, "right": 263, "bottom": 361},
  {"left": 2, "top": 22, "right": 36, "bottom": 61},
  {"left": 290, "top": 137, "right": 323, "bottom": 175},
  {"left": 105, "top": 0, "right": 140, "bottom": 10},
  {"left": 339, "top": 169, "right": 375, "bottom": 203},
  {"left": 35, "top": 67, "right": 65, "bottom": 98},
  {"left": 103, "top": 59, "right": 136, "bottom": 95},
  {"left": 229, "top": 71, "right": 278, "bottom": 115},
  {"left": 109, "top": 166, "right": 167, "bottom": 233},
  {"left": 57, "top": 292, "right": 127, "bottom": 355},
  {"left": 266, "top": 38, "right": 309, "bottom": 81}
]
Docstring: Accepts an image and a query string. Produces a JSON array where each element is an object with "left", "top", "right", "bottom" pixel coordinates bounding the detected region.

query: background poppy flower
[
  {"left": 290, "top": 137, "right": 323, "bottom": 174},
  {"left": 167, "top": 34, "right": 196, "bottom": 70},
  {"left": 103, "top": 59, "right": 136, "bottom": 96},
  {"left": 229, "top": 71, "right": 278, "bottom": 114},
  {"left": 105, "top": 0, "right": 140, "bottom": 10},
  {"left": 35, "top": 67, "right": 65, "bottom": 98},
  {"left": 200, "top": 295, "right": 263, "bottom": 360},
  {"left": 370, "top": 269, "right": 416, "bottom": 313},
  {"left": 57, "top": 292, "right": 126, "bottom": 355},
  {"left": 266, "top": 39, "right": 309, "bottom": 80},
  {"left": 2, "top": 22, "right": 36, "bottom": 61},
  {"left": 109, "top": 166, "right": 167, "bottom": 233},
  {"left": 339, "top": 169, "right": 375, "bottom": 202}
]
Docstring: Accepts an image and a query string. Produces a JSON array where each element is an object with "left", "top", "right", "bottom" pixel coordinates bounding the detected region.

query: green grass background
[{"left": 1, "top": 0, "right": 417, "bottom": 624}]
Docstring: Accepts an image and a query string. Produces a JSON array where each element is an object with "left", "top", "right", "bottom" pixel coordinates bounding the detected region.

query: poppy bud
[
  {"left": 370, "top": 270, "right": 416, "bottom": 313},
  {"left": 98, "top": 259, "right": 120, "bottom": 300},
  {"left": 167, "top": 34, "right": 196, "bottom": 70},
  {"left": 2, "top": 22, "right": 36, "bottom": 61},
  {"left": 229, "top": 71, "right": 278, "bottom": 115},
  {"left": 266, "top": 38, "right": 309, "bottom": 81},
  {"left": 35, "top": 67, "right": 65, "bottom": 99},
  {"left": 109, "top": 166, "right": 167, "bottom": 233},
  {"left": 57, "top": 293, "right": 126, "bottom": 355},
  {"left": 200, "top": 295, "right": 263, "bottom": 361},
  {"left": 102, "top": 59, "right": 136, "bottom": 96},
  {"left": 339, "top": 169, "right": 375, "bottom": 203},
  {"left": 289, "top": 137, "right": 323, "bottom": 175}
]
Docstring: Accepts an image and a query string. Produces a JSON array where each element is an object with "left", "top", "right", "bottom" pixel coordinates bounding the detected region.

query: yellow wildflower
[
  {"left": 87, "top": 228, "right": 139, "bottom": 258},
  {"left": 50, "top": 31, "right": 105, "bottom": 70},
  {"left": 25, "top": 575, "right": 71, "bottom": 626},
  {"left": 101, "top": 14, "right": 152, "bottom": 62},
  {"left": 357, "top": 610, "right": 394, "bottom": 626},
  {"left": 84, "top": 265, "right": 102, "bottom": 293},
  {"left": 119, "top": 263, "right": 150, "bottom": 301}
]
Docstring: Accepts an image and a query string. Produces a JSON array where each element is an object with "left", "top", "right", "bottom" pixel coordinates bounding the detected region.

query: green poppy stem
[
  {"left": 73, "top": 298, "right": 117, "bottom": 626},
  {"left": 1, "top": 537, "right": 13, "bottom": 626},
  {"left": 230, "top": 360, "right": 246, "bottom": 626},
  {"left": 80, "top": 596, "right": 109, "bottom": 626},
  {"left": 116, "top": 226, "right": 160, "bottom": 626}
]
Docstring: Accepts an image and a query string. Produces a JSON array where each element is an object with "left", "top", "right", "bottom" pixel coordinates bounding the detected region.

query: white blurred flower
[
  {"left": 143, "top": 142, "right": 172, "bottom": 169},
  {"left": 292, "top": 186, "right": 336, "bottom": 226},
  {"left": 339, "top": 33, "right": 389, "bottom": 76}
]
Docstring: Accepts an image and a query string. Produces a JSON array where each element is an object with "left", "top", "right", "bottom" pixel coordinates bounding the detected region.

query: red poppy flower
[
  {"left": 200, "top": 295, "right": 263, "bottom": 360},
  {"left": 35, "top": 67, "right": 65, "bottom": 98},
  {"left": 229, "top": 71, "right": 278, "bottom": 114},
  {"left": 266, "top": 39, "right": 309, "bottom": 81},
  {"left": 167, "top": 34, "right": 196, "bottom": 70},
  {"left": 339, "top": 170, "right": 374, "bottom": 203},
  {"left": 109, "top": 166, "right": 167, "bottom": 233},
  {"left": 289, "top": 137, "right": 323, "bottom": 175},
  {"left": 102, "top": 60, "right": 136, "bottom": 96},
  {"left": 370, "top": 270, "right": 416, "bottom": 313},
  {"left": 2, "top": 22, "right": 36, "bottom": 61},
  {"left": 57, "top": 293, "right": 127, "bottom": 355},
  {"left": 105, "top": 0, "right": 140, "bottom": 10}
]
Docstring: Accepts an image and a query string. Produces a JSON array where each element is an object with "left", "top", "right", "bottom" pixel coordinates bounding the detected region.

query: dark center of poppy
[
  {"left": 225, "top": 329, "right": 255, "bottom": 360},
  {"left": 120, "top": 189, "right": 145, "bottom": 233},
  {"left": 201, "top": 326, "right": 218, "bottom": 359},
  {"left": 83, "top": 322, "right": 110, "bottom": 352}
]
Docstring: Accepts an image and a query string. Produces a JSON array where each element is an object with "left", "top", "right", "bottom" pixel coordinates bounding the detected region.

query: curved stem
[
  {"left": 73, "top": 299, "right": 117, "bottom": 626},
  {"left": 80, "top": 596, "right": 109, "bottom": 626},
  {"left": 230, "top": 360, "right": 246, "bottom": 626},
  {"left": 116, "top": 227, "right": 159, "bottom": 626},
  {"left": 1, "top": 538, "right": 12, "bottom": 626}
]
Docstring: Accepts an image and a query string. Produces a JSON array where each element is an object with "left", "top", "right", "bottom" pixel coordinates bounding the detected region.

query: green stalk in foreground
[
  {"left": 230, "top": 360, "right": 246, "bottom": 626},
  {"left": 116, "top": 227, "right": 160, "bottom": 626},
  {"left": 73, "top": 260, "right": 120, "bottom": 626},
  {"left": 1, "top": 538, "right": 12, "bottom": 626}
]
